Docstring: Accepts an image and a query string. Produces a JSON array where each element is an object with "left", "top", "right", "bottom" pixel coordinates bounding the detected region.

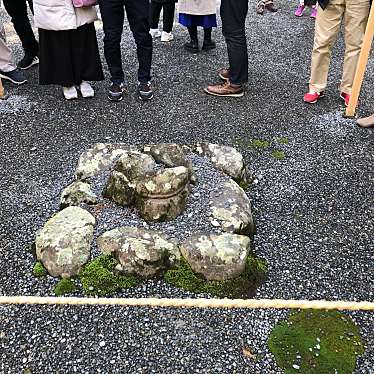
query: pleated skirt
[{"left": 39, "top": 23, "right": 104, "bottom": 86}]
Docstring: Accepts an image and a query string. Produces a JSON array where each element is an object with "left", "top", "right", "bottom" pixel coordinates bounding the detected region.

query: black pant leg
[
  {"left": 3, "top": 0, "right": 38, "bottom": 56},
  {"left": 149, "top": 2, "right": 162, "bottom": 29},
  {"left": 124, "top": 0, "right": 153, "bottom": 83},
  {"left": 99, "top": 0, "right": 125, "bottom": 84},
  {"left": 162, "top": 2, "right": 175, "bottom": 33},
  {"left": 220, "top": 0, "right": 248, "bottom": 85}
]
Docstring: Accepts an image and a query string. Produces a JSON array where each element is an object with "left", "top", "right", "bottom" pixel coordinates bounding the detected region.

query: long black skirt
[{"left": 39, "top": 23, "right": 104, "bottom": 86}]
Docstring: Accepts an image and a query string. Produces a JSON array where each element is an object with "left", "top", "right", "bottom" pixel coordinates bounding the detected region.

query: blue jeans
[{"left": 99, "top": 0, "right": 153, "bottom": 84}]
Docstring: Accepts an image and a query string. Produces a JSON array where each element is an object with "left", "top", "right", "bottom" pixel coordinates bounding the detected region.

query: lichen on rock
[
  {"left": 97, "top": 226, "right": 180, "bottom": 278},
  {"left": 35, "top": 206, "right": 95, "bottom": 278},
  {"left": 60, "top": 181, "right": 98, "bottom": 209}
]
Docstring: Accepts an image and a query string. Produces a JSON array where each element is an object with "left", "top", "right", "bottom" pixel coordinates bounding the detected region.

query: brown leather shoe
[
  {"left": 357, "top": 114, "right": 374, "bottom": 128},
  {"left": 204, "top": 81, "right": 244, "bottom": 97},
  {"left": 218, "top": 68, "right": 230, "bottom": 82}
]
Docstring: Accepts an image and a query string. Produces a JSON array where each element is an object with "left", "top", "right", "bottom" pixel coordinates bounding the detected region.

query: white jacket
[
  {"left": 178, "top": 0, "right": 217, "bottom": 15},
  {"left": 34, "top": 0, "right": 97, "bottom": 31}
]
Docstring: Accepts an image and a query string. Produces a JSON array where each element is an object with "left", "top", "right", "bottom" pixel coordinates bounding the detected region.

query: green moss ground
[
  {"left": 271, "top": 150, "right": 286, "bottom": 160},
  {"left": 32, "top": 261, "right": 47, "bottom": 278},
  {"left": 79, "top": 255, "right": 142, "bottom": 296},
  {"left": 164, "top": 255, "right": 267, "bottom": 298},
  {"left": 268, "top": 310, "right": 364, "bottom": 374},
  {"left": 54, "top": 278, "right": 76, "bottom": 296}
]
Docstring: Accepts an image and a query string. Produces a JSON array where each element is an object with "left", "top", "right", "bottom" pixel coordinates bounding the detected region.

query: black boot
[
  {"left": 184, "top": 26, "right": 199, "bottom": 53},
  {"left": 202, "top": 27, "right": 216, "bottom": 51}
]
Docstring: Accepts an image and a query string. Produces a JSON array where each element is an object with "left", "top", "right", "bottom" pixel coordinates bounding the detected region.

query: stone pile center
[{"left": 35, "top": 142, "right": 257, "bottom": 287}]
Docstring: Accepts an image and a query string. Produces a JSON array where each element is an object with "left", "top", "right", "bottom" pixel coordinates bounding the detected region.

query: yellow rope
[{"left": 0, "top": 296, "right": 373, "bottom": 311}]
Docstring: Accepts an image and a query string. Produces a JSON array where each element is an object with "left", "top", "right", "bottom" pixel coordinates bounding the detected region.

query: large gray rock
[
  {"left": 135, "top": 166, "right": 191, "bottom": 222},
  {"left": 103, "top": 151, "right": 156, "bottom": 206},
  {"left": 114, "top": 151, "right": 156, "bottom": 180},
  {"left": 181, "top": 233, "right": 250, "bottom": 281},
  {"left": 35, "top": 207, "right": 95, "bottom": 278},
  {"left": 103, "top": 171, "right": 135, "bottom": 206},
  {"left": 210, "top": 179, "right": 255, "bottom": 235},
  {"left": 143, "top": 143, "right": 197, "bottom": 184},
  {"left": 194, "top": 143, "right": 253, "bottom": 184},
  {"left": 97, "top": 226, "right": 180, "bottom": 278},
  {"left": 60, "top": 181, "right": 98, "bottom": 209},
  {"left": 76, "top": 143, "right": 137, "bottom": 180}
]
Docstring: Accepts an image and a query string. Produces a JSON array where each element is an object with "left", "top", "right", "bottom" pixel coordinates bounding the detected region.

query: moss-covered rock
[
  {"left": 268, "top": 310, "right": 364, "bottom": 374},
  {"left": 54, "top": 278, "right": 76, "bottom": 296},
  {"left": 164, "top": 255, "right": 267, "bottom": 298},
  {"left": 79, "top": 255, "right": 141, "bottom": 296},
  {"left": 32, "top": 261, "right": 47, "bottom": 278}
]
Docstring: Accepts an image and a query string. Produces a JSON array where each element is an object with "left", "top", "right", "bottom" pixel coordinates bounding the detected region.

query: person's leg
[
  {"left": 185, "top": 25, "right": 199, "bottom": 52},
  {"left": 149, "top": 2, "right": 162, "bottom": 30},
  {"left": 220, "top": 0, "right": 248, "bottom": 85},
  {"left": 0, "top": 24, "right": 16, "bottom": 73},
  {"left": 124, "top": 0, "right": 152, "bottom": 84},
  {"left": 202, "top": 27, "right": 216, "bottom": 50},
  {"left": 3, "top": 0, "right": 38, "bottom": 57},
  {"left": 340, "top": 0, "right": 370, "bottom": 95},
  {"left": 99, "top": 0, "right": 125, "bottom": 84},
  {"left": 162, "top": 2, "right": 175, "bottom": 33},
  {"left": 308, "top": 0, "right": 344, "bottom": 94}
]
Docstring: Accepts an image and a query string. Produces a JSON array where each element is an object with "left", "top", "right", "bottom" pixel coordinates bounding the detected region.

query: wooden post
[{"left": 346, "top": 4, "right": 374, "bottom": 117}]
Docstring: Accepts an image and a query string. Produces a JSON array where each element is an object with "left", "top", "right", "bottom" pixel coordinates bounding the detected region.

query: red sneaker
[
  {"left": 340, "top": 92, "right": 350, "bottom": 107},
  {"left": 303, "top": 91, "right": 324, "bottom": 104}
]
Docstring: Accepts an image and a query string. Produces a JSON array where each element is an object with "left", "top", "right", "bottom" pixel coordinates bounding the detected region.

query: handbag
[{"left": 72, "top": 0, "right": 98, "bottom": 8}]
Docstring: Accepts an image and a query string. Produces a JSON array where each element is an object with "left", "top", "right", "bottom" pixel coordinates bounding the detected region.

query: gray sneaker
[
  {"left": 0, "top": 69, "right": 27, "bottom": 85},
  {"left": 138, "top": 82, "right": 154, "bottom": 101}
]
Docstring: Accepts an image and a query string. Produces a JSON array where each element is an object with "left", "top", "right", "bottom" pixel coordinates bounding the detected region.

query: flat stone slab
[
  {"left": 36, "top": 206, "right": 95, "bottom": 278},
  {"left": 97, "top": 226, "right": 180, "bottom": 278},
  {"left": 210, "top": 179, "right": 255, "bottom": 235},
  {"left": 76, "top": 143, "right": 137, "bottom": 180},
  {"left": 181, "top": 233, "right": 250, "bottom": 281},
  {"left": 194, "top": 143, "right": 253, "bottom": 183}
]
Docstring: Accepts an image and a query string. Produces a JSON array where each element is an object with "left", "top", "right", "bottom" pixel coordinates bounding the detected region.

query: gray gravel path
[{"left": 0, "top": 1, "right": 373, "bottom": 373}]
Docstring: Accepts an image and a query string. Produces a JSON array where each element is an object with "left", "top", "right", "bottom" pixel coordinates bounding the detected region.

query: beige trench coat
[{"left": 178, "top": 0, "right": 217, "bottom": 15}]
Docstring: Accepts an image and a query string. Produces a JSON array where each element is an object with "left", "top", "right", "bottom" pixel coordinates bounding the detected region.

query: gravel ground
[{"left": 0, "top": 1, "right": 373, "bottom": 373}]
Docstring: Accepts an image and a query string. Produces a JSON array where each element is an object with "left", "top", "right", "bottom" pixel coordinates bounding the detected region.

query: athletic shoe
[
  {"left": 204, "top": 82, "right": 244, "bottom": 98},
  {"left": 294, "top": 5, "right": 305, "bottom": 17},
  {"left": 108, "top": 82, "right": 125, "bottom": 102},
  {"left": 340, "top": 92, "right": 350, "bottom": 107},
  {"left": 310, "top": 7, "right": 317, "bottom": 18},
  {"left": 161, "top": 31, "right": 174, "bottom": 42},
  {"left": 138, "top": 82, "right": 154, "bottom": 101},
  {"left": 303, "top": 91, "right": 324, "bottom": 104},
  {"left": 63, "top": 86, "right": 78, "bottom": 100},
  {"left": 0, "top": 69, "right": 27, "bottom": 85},
  {"left": 150, "top": 29, "right": 161, "bottom": 38},
  {"left": 218, "top": 68, "right": 230, "bottom": 82},
  {"left": 79, "top": 81, "right": 95, "bottom": 98},
  {"left": 18, "top": 54, "right": 39, "bottom": 70},
  {"left": 266, "top": 2, "right": 278, "bottom": 12}
]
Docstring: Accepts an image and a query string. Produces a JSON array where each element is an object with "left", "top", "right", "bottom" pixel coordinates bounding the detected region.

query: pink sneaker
[
  {"left": 310, "top": 7, "right": 317, "bottom": 18},
  {"left": 294, "top": 5, "right": 305, "bottom": 17}
]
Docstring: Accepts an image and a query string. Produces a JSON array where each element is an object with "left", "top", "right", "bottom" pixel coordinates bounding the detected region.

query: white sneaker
[
  {"left": 79, "top": 81, "right": 95, "bottom": 98},
  {"left": 161, "top": 31, "right": 174, "bottom": 42},
  {"left": 150, "top": 28, "right": 162, "bottom": 38},
  {"left": 63, "top": 86, "right": 78, "bottom": 100}
]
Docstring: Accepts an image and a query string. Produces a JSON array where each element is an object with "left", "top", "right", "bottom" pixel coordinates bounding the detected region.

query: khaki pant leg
[
  {"left": 0, "top": 21, "right": 15, "bottom": 72},
  {"left": 340, "top": 0, "right": 370, "bottom": 94},
  {"left": 309, "top": 0, "right": 345, "bottom": 93}
]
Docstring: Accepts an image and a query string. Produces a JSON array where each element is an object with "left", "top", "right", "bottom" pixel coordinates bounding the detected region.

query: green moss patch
[
  {"left": 164, "top": 255, "right": 267, "bottom": 298},
  {"left": 32, "top": 261, "right": 47, "bottom": 278},
  {"left": 268, "top": 310, "right": 364, "bottom": 374},
  {"left": 79, "top": 255, "right": 141, "bottom": 296},
  {"left": 54, "top": 278, "right": 76, "bottom": 296},
  {"left": 278, "top": 137, "right": 290, "bottom": 144},
  {"left": 271, "top": 150, "right": 286, "bottom": 160}
]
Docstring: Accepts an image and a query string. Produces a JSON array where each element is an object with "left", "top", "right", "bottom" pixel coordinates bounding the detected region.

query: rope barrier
[{"left": 0, "top": 296, "right": 373, "bottom": 311}]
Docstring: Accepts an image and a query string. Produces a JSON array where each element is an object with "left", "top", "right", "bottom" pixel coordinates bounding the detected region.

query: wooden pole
[{"left": 346, "top": 4, "right": 374, "bottom": 117}]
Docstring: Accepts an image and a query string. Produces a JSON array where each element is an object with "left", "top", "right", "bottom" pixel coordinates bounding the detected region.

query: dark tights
[{"left": 187, "top": 26, "right": 212, "bottom": 41}]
